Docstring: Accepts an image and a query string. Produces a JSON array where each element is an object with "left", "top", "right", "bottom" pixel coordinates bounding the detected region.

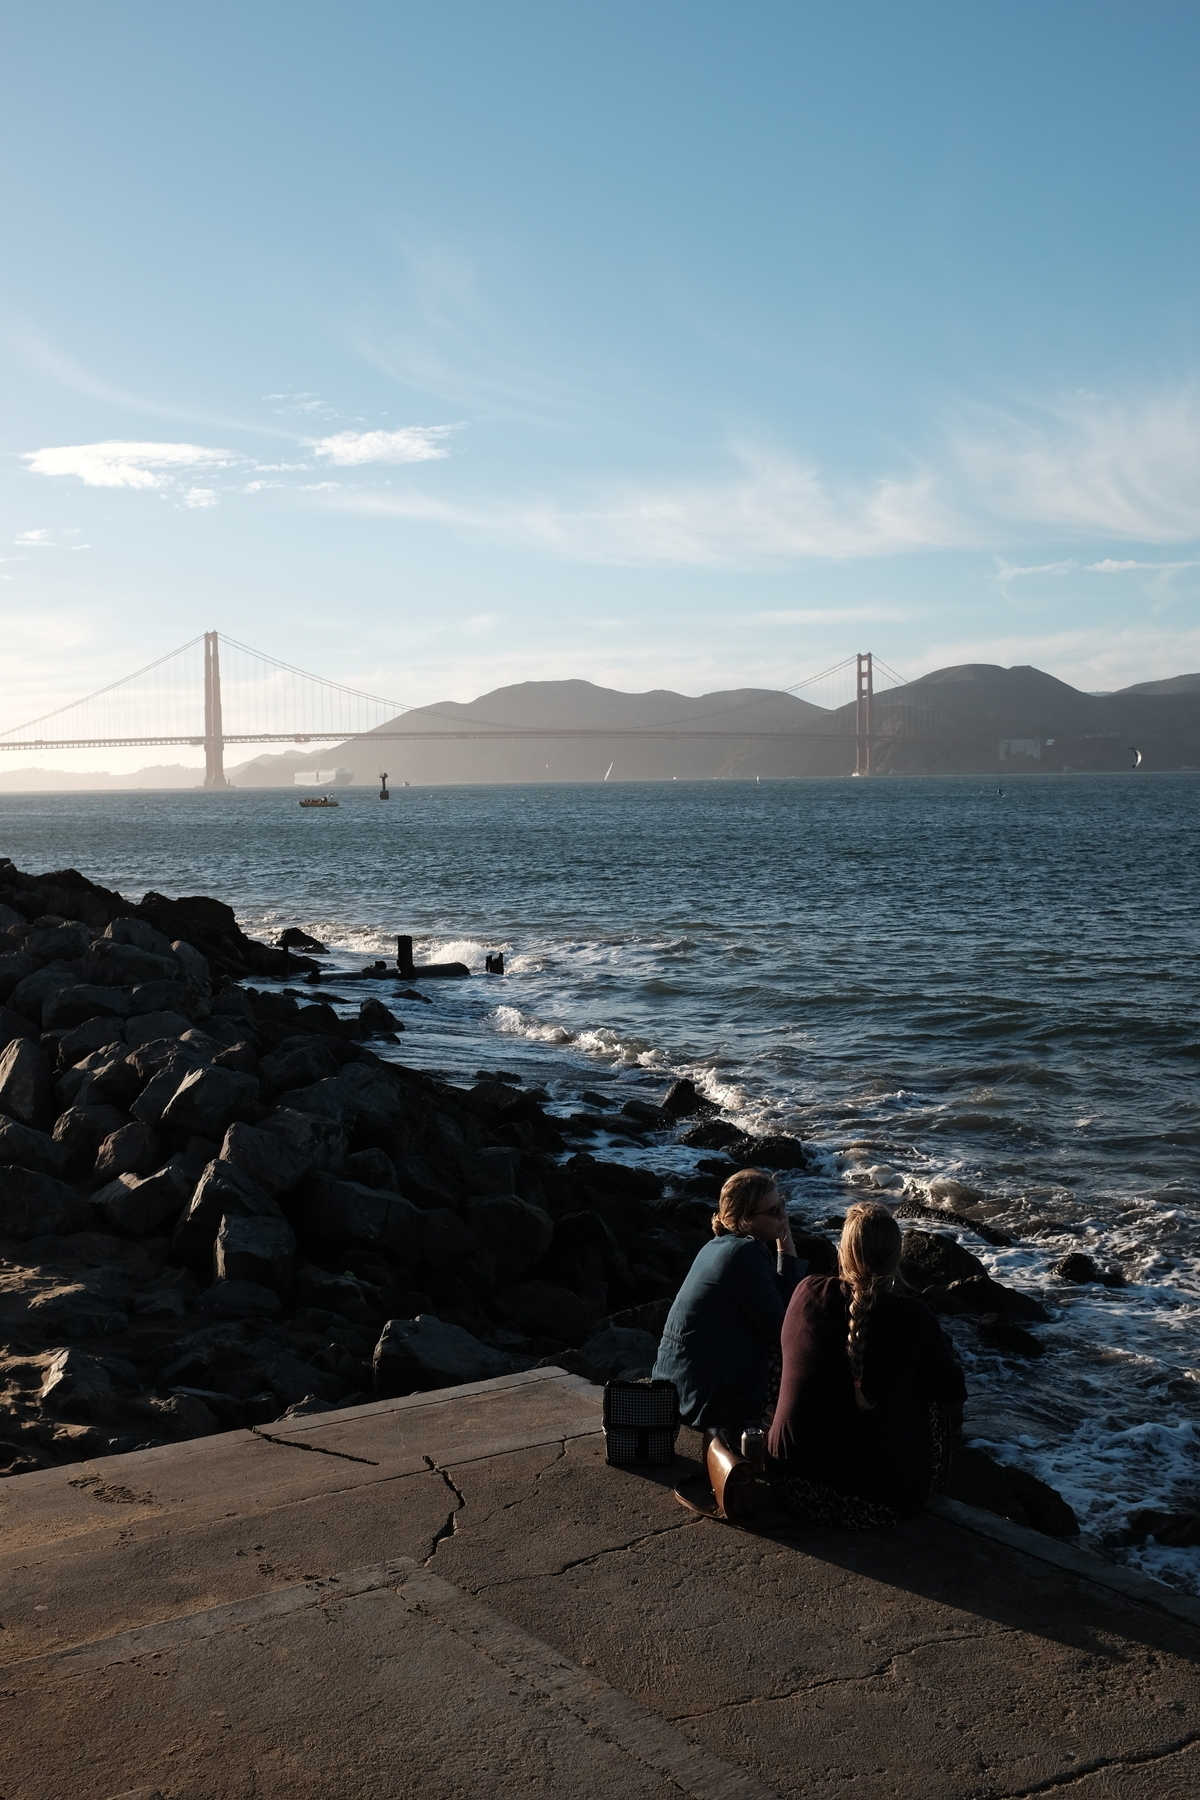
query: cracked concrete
[{"left": 1, "top": 1371, "right": 1197, "bottom": 1800}]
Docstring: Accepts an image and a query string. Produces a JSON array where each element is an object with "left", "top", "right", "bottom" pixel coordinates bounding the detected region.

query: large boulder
[
  {"left": 39, "top": 1348, "right": 122, "bottom": 1421},
  {"left": 128, "top": 980, "right": 192, "bottom": 1017},
  {"left": 23, "top": 922, "right": 94, "bottom": 965},
  {"left": 0, "top": 950, "right": 34, "bottom": 1002},
  {"left": 576, "top": 1325, "right": 660, "bottom": 1382},
  {"left": 260, "top": 1035, "right": 350, "bottom": 1095},
  {"left": 170, "top": 939, "right": 211, "bottom": 991},
  {"left": 0, "top": 1037, "right": 53, "bottom": 1129},
  {"left": 10, "top": 966, "right": 74, "bottom": 1026},
  {"left": 124, "top": 1010, "right": 193, "bottom": 1048},
  {"left": 172, "top": 1160, "right": 283, "bottom": 1267},
  {"left": 372, "top": 1316, "right": 513, "bottom": 1396},
  {"left": 0, "top": 1116, "right": 71, "bottom": 1177},
  {"left": 281, "top": 1061, "right": 400, "bottom": 1132},
  {"left": 73, "top": 1052, "right": 143, "bottom": 1111},
  {"left": 0, "top": 1005, "right": 39, "bottom": 1051},
  {"left": 259, "top": 1106, "right": 347, "bottom": 1175},
  {"left": 0, "top": 1166, "right": 91, "bottom": 1236},
  {"left": 53, "top": 1104, "right": 132, "bottom": 1167},
  {"left": 215, "top": 1211, "right": 298, "bottom": 1292},
  {"left": 420, "top": 1207, "right": 484, "bottom": 1270},
  {"left": 80, "top": 938, "right": 181, "bottom": 988},
  {"left": 300, "top": 1175, "right": 424, "bottom": 1263},
  {"left": 661, "top": 1078, "right": 716, "bottom": 1120},
  {"left": 94, "top": 1156, "right": 193, "bottom": 1235},
  {"left": 219, "top": 1120, "right": 312, "bottom": 1194},
  {"left": 900, "top": 1230, "right": 987, "bottom": 1290},
  {"left": 944, "top": 1446, "right": 1078, "bottom": 1539},
  {"left": 494, "top": 1279, "right": 604, "bottom": 1345},
  {"left": 946, "top": 1275, "right": 1051, "bottom": 1324},
  {"left": 106, "top": 916, "right": 174, "bottom": 956},
  {"left": 43, "top": 984, "right": 135, "bottom": 1033},
  {"left": 93, "top": 1121, "right": 165, "bottom": 1181},
  {"left": 159, "top": 1066, "right": 259, "bottom": 1139},
  {"left": 57, "top": 1016, "right": 127, "bottom": 1067},
  {"left": 196, "top": 1279, "right": 282, "bottom": 1321},
  {"left": 466, "top": 1195, "right": 554, "bottom": 1279}
]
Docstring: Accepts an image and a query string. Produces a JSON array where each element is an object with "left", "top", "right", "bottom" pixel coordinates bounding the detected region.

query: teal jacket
[{"left": 652, "top": 1233, "right": 806, "bottom": 1431}]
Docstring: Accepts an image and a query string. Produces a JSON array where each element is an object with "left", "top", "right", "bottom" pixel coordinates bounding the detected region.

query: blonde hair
[
  {"left": 712, "top": 1168, "right": 778, "bottom": 1237},
  {"left": 838, "top": 1202, "right": 902, "bottom": 1412}
]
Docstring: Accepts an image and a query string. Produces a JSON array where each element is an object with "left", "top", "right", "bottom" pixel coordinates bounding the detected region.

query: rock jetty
[{"left": 0, "top": 854, "right": 1079, "bottom": 1543}]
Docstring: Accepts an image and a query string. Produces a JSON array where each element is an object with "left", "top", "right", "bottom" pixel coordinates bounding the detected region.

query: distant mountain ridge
[{"left": 229, "top": 663, "right": 1200, "bottom": 784}]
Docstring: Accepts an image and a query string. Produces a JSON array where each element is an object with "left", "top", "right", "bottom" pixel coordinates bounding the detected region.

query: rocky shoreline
[{"left": 0, "top": 853, "right": 1163, "bottom": 1553}]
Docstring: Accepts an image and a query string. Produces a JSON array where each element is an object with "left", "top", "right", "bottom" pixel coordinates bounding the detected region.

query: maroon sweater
[{"left": 768, "top": 1275, "right": 967, "bottom": 1516}]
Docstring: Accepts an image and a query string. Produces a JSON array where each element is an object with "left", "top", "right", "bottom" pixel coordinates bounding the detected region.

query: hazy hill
[{"left": 223, "top": 665, "right": 1200, "bottom": 787}]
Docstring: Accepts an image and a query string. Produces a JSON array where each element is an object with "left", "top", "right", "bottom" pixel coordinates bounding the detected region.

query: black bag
[{"left": 603, "top": 1378, "right": 680, "bottom": 1467}]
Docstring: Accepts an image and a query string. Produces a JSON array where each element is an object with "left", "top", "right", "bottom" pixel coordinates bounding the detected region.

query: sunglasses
[{"left": 754, "top": 1200, "right": 787, "bottom": 1219}]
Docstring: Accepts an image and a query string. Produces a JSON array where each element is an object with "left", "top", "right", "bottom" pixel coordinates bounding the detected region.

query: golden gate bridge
[{"left": 0, "top": 631, "right": 925, "bottom": 786}]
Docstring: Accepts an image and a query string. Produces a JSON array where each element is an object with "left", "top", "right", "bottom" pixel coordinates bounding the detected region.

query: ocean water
[{"left": 2, "top": 776, "right": 1199, "bottom": 1590}]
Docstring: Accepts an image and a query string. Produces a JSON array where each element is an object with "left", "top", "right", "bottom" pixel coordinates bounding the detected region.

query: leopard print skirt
[{"left": 770, "top": 1402, "right": 953, "bottom": 1531}]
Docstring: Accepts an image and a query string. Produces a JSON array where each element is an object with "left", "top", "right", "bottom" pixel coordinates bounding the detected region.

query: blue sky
[{"left": 2, "top": 1, "right": 1199, "bottom": 765}]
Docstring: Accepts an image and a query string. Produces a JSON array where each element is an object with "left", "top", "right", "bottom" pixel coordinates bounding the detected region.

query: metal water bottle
[{"left": 741, "top": 1427, "right": 766, "bottom": 1471}]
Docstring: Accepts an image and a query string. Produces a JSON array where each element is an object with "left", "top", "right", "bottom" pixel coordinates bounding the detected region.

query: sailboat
[{"left": 604, "top": 761, "right": 614, "bottom": 781}]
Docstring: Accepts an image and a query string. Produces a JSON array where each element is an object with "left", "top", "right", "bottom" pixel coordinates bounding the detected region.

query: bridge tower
[
  {"left": 203, "top": 630, "right": 228, "bottom": 789},
  {"left": 855, "top": 651, "right": 873, "bottom": 776}
]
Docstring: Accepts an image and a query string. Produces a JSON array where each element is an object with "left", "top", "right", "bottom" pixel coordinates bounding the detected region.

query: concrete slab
[{"left": 1, "top": 1371, "right": 1197, "bottom": 1800}]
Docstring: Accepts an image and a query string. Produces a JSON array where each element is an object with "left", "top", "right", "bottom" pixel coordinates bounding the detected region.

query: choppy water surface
[{"left": 3, "top": 776, "right": 1198, "bottom": 1589}]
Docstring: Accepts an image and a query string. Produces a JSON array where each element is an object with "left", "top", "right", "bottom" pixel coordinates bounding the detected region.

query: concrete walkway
[{"left": 1, "top": 1369, "right": 1197, "bottom": 1800}]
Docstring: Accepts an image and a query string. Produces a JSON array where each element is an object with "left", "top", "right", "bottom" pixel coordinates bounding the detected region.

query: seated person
[
  {"left": 653, "top": 1169, "right": 806, "bottom": 1433},
  {"left": 767, "top": 1200, "right": 966, "bottom": 1528}
]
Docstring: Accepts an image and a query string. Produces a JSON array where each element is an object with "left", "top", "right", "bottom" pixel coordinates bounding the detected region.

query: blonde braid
[{"left": 838, "top": 1202, "right": 903, "bottom": 1414}]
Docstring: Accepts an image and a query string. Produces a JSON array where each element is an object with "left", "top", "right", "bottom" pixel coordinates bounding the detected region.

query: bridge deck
[{"left": 2, "top": 1369, "right": 1197, "bottom": 1800}]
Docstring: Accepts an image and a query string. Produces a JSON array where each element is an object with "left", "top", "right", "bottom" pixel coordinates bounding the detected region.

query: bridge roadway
[{"left": 2, "top": 1368, "right": 1197, "bottom": 1800}]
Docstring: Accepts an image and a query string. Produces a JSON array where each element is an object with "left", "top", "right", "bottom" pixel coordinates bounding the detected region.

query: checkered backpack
[{"left": 602, "top": 1378, "right": 680, "bottom": 1467}]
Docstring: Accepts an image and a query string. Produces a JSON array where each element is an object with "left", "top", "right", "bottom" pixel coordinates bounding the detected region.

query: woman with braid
[{"left": 767, "top": 1201, "right": 966, "bottom": 1528}]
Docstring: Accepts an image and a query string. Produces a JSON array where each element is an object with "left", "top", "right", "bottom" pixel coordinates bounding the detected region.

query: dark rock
[
  {"left": 1119, "top": 1508, "right": 1200, "bottom": 1549},
  {"left": 661, "top": 1078, "right": 715, "bottom": 1120},
  {"left": 895, "top": 1199, "right": 1014, "bottom": 1248},
  {"left": 260, "top": 1035, "right": 351, "bottom": 1095},
  {"left": 94, "top": 1122, "right": 165, "bottom": 1181},
  {"left": 944, "top": 1446, "right": 1078, "bottom": 1539},
  {"left": 300, "top": 1175, "right": 425, "bottom": 1263},
  {"left": 160, "top": 1066, "right": 259, "bottom": 1139},
  {"left": 927, "top": 1177, "right": 990, "bottom": 1208},
  {"left": 0, "top": 1036, "right": 54, "bottom": 1129},
  {"left": 900, "top": 1230, "right": 987, "bottom": 1290},
  {"left": 0, "top": 1165, "right": 91, "bottom": 1236},
  {"left": 277, "top": 1395, "right": 339, "bottom": 1420},
  {"left": 576, "top": 1325, "right": 660, "bottom": 1382},
  {"left": 94, "top": 1156, "right": 193, "bottom": 1235},
  {"left": 26, "top": 1284, "right": 127, "bottom": 1339},
  {"left": 58, "top": 1016, "right": 127, "bottom": 1067},
  {"left": 792, "top": 1230, "right": 838, "bottom": 1275},
  {"left": 260, "top": 1350, "right": 344, "bottom": 1407},
  {"left": 604, "top": 1298, "right": 674, "bottom": 1336},
  {"left": 210, "top": 1041, "right": 261, "bottom": 1077},
  {"left": 81, "top": 938, "right": 180, "bottom": 988},
  {"left": 346, "top": 1147, "right": 400, "bottom": 1190},
  {"left": 105, "top": 916, "right": 175, "bottom": 956},
  {"left": 124, "top": 1010, "right": 193, "bottom": 1048},
  {"left": 39, "top": 1348, "right": 120, "bottom": 1420},
  {"left": 0, "top": 1116, "right": 71, "bottom": 1176},
  {"left": 196, "top": 1280, "right": 282, "bottom": 1321},
  {"left": 75, "top": 1052, "right": 143, "bottom": 1111},
  {"left": 42, "top": 984, "right": 135, "bottom": 1031},
  {"left": 494, "top": 1279, "right": 604, "bottom": 1345},
  {"left": 215, "top": 1212, "right": 298, "bottom": 1292},
  {"left": 172, "top": 1160, "right": 283, "bottom": 1267},
  {"left": 54, "top": 1103, "right": 131, "bottom": 1167},
  {"left": 170, "top": 939, "right": 211, "bottom": 990},
  {"left": 359, "top": 996, "right": 401, "bottom": 1035},
  {"left": 0, "top": 1004, "right": 39, "bottom": 1050},
  {"left": 259, "top": 1106, "right": 347, "bottom": 1174},
  {"left": 974, "top": 1313, "right": 1045, "bottom": 1357},
  {"left": 220, "top": 1120, "right": 312, "bottom": 1194},
  {"left": 23, "top": 922, "right": 94, "bottom": 965},
  {"left": 946, "top": 1274, "right": 1051, "bottom": 1323},
  {"left": 373, "top": 1315, "right": 513, "bottom": 1396},
  {"left": 563, "top": 1154, "right": 665, "bottom": 1200},
  {"left": 294, "top": 1266, "right": 387, "bottom": 1328},
  {"left": 420, "top": 1207, "right": 484, "bottom": 1270},
  {"left": 279, "top": 927, "right": 328, "bottom": 952},
  {"left": 0, "top": 950, "right": 34, "bottom": 1002},
  {"left": 580, "top": 1090, "right": 613, "bottom": 1109},
  {"left": 680, "top": 1119, "right": 745, "bottom": 1152},
  {"left": 128, "top": 980, "right": 192, "bottom": 1017},
  {"left": 466, "top": 1195, "right": 554, "bottom": 1279},
  {"left": 731, "top": 1132, "right": 808, "bottom": 1171},
  {"left": 621, "top": 1099, "right": 670, "bottom": 1129},
  {"left": 1051, "top": 1252, "right": 1124, "bottom": 1286}
]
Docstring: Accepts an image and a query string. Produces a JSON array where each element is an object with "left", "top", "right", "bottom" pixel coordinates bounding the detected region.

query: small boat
[{"left": 299, "top": 794, "right": 340, "bottom": 808}]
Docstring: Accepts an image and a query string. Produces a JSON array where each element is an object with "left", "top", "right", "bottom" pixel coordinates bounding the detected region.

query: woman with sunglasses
[{"left": 653, "top": 1168, "right": 806, "bottom": 1435}]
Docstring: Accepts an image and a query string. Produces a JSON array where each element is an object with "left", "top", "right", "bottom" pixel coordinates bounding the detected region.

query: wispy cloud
[
  {"left": 22, "top": 440, "right": 235, "bottom": 489},
  {"left": 14, "top": 528, "right": 52, "bottom": 545},
  {"left": 183, "top": 487, "right": 218, "bottom": 509},
  {"left": 309, "top": 426, "right": 455, "bottom": 466}
]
